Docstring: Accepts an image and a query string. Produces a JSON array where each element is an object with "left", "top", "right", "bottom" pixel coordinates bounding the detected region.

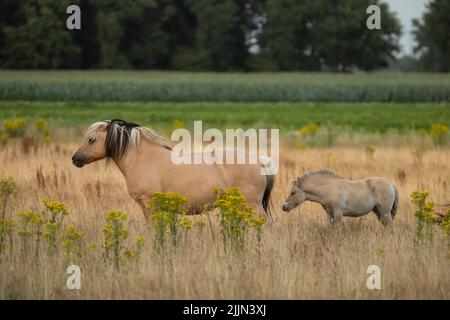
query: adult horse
[{"left": 72, "top": 119, "right": 275, "bottom": 218}]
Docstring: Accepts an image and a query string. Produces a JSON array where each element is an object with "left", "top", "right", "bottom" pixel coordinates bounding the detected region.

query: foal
[{"left": 282, "top": 170, "right": 398, "bottom": 227}]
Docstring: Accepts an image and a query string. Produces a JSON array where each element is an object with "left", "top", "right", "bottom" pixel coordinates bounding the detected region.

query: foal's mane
[
  {"left": 85, "top": 119, "right": 171, "bottom": 161},
  {"left": 297, "top": 170, "right": 343, "bottom": 186}
]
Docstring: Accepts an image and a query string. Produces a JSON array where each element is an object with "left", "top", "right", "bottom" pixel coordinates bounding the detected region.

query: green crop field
[
  {"left": 1, "top": 71, "right": 449, "bottom": 102},
  {"left": 0, "top": 101, "right": 449, "bottom": 133},
  {"left": 1, "top": 71, "right": 449, "bottom": 138}
]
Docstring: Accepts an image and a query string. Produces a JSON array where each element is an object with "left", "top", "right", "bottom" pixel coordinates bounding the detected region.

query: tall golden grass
[{"left": 0, "top": 139, "right": 449, "bottom": 299}]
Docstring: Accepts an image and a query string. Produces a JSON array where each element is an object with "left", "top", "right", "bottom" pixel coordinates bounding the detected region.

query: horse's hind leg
[
  {"left": 380, "top": 213, "right": 393, "bottom": 227},
  {"left": 253, "top": 203, "right": 266, "bottom": 217},
  {"left": 375, "top": 205, "right": 393, "bottom": 227},
  {"left": 135, "top": 197, "right": 151, "bottom": 221},
  {"left": 372, "top": 206, "right": 381, "bottom": 220},
  {"left": 250, "top": 201, "right": 269, "bottom": 220}
]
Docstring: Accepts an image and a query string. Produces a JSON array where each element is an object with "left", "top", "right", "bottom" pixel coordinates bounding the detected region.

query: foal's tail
[{"left": 391, "top": 184, "right": 399, "bottom": 219}]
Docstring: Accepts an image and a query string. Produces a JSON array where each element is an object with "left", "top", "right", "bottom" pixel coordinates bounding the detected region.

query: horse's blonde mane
[
  {"left": 85, "top": 121, "right": 106, "bottom": 140},
  {"left": 297, "top": 170, "right": 343, "bottom": 186},
  {"left": 85, "top": 120, "right": 171, "bottom": 160}
]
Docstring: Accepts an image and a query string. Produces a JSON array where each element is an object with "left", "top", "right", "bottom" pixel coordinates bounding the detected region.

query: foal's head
[
  {"left": 72, "top": 119, "right": 144, "bottom": 167},
  {"left": 282, "top": 178, "right": 307, "bottom": 213},
  {"left": 282, "top": 170, "right": 342, "bottom": 213}
]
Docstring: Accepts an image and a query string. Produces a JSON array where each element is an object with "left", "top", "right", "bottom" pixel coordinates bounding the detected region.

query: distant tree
[
  {"left": 91, "top": 0, "right": 157, "bottom": 68},
  {"left": 91, "top": 0, "right": 194, "bottom": 69},
  {"left": 187, "top": 0, "right": 238, "bottom": 70},
  {"left": 260, "top": 0, "right": 401, "bottom": 71},
  {"left": 73, "top": 0, "right": 100, "bottom": 68},
  {"left": 0, "top": 0, "right": 198, "bottom": 69},
  {"left": 185, "top": 0, "right": 264, "bottom": 71},
  {"left": 412, "top": 0, "right": 450, "bottom": 72},
  {"left": 0, "top": 1, "right": 23, "bottom": 61},
  {"left": 258, "top": 0, "right": 310, "bottom": 70},
  {"left": 157, "top": 0, "right": 197, "bottom": 69},
  {"left": 0, "top": 0, "right": 80, "bottom": 68},
  {"left": 0, "top": 0, "right": 406, "bottom": 71}
]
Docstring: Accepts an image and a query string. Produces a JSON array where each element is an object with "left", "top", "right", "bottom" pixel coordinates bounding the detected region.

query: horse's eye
[
  {"left": 291, "top": 192, "right": 295, "bottom": 195},
  {"left": 88, "top": 138, "right": 96, "bottom": 145}
]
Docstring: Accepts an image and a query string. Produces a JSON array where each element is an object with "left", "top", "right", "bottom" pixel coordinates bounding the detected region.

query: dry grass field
[{"left": 0, "top": 135, "right": 449, "bottom": 299}]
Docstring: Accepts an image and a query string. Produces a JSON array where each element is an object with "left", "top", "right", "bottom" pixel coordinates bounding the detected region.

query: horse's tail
[
  {"left": 259, "top": 156, "right": 276, "bottom": 219},
  {"left": 262, "top": 173, "right": 275, "bottom": 219},
  {"left": 391, "top": 184, "right": 399, "bottom": 219}
]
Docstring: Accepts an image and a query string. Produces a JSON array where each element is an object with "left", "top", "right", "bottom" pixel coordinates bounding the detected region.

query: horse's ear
[
  {"left": 98, "top": 123, "right": 108, "bottom": 131},
  {"left": 296, "top": 177, "right": 301, "bottom": 185}
]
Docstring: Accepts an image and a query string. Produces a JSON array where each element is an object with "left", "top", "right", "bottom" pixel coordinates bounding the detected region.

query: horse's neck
[
  {"left": 304, "top": 190, "right": 322, "bottom": 204},
  {"left": 302, "top": 179, "right": 327, "bottom": 204},
  {"left": 113, "top": 139, "right": 170, "bottom": 177}
]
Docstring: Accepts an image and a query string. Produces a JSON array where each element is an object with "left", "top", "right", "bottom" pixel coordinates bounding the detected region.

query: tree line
[{"left": 0, "top": 0, "right": 447, "bottom": 72}]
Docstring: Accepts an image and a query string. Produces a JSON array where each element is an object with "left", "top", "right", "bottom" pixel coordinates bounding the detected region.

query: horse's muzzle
[
  {"left": 282, "top": 203, "right": 291, "bottom": 212},
  {"left": 72, "top": 154, "right": 85, "bottom": 168}
]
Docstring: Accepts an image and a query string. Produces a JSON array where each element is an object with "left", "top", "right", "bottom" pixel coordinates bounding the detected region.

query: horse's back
[
  {"left": 365, "top": 176, "right": 395, "bottom": 190},
  {"left": 336, "top": 177, "right": 393, "bottom": 214},
  {"left": 174, "top": 148, "right": 267, "bottom": 207}
]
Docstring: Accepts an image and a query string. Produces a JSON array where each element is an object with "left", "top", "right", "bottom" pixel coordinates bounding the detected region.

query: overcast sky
[{"left": 383, "top": 0, "right": 430, "bottom": 56}]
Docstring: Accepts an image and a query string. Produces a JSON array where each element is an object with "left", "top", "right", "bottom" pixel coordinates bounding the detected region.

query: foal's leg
[
  {"left": 379, "top": 211, "right": 393, "bottom": 227},
  {"left": 372, "top": 206, "right": 381, "bottom": 221},
  {"left": 375, "top": 205, "right": 393, "bottom": 227},
  {"left": 331, "top": 209, "right": 343, "bottom": 228},
  {"left": 321, "top": 205, "right": 334, "bottom": 225}
]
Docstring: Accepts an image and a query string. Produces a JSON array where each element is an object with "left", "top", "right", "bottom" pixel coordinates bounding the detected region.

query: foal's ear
[{"left": 296, "top": 177, "right": 301, "bottom": 186}]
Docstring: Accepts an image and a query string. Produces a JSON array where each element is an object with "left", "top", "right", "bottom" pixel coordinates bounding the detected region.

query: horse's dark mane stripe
[
  {"left": 105, "top": 119, "right": 135, "bottom": 161},
  {"left": 103, "top": 119, "right": 171, "bottom": 161},
  {"left": 297, "top": 170, "right": 343, "bottom": 186},
  {"left": 110, "top": 119, "right": 140, "bottom": 128}
]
